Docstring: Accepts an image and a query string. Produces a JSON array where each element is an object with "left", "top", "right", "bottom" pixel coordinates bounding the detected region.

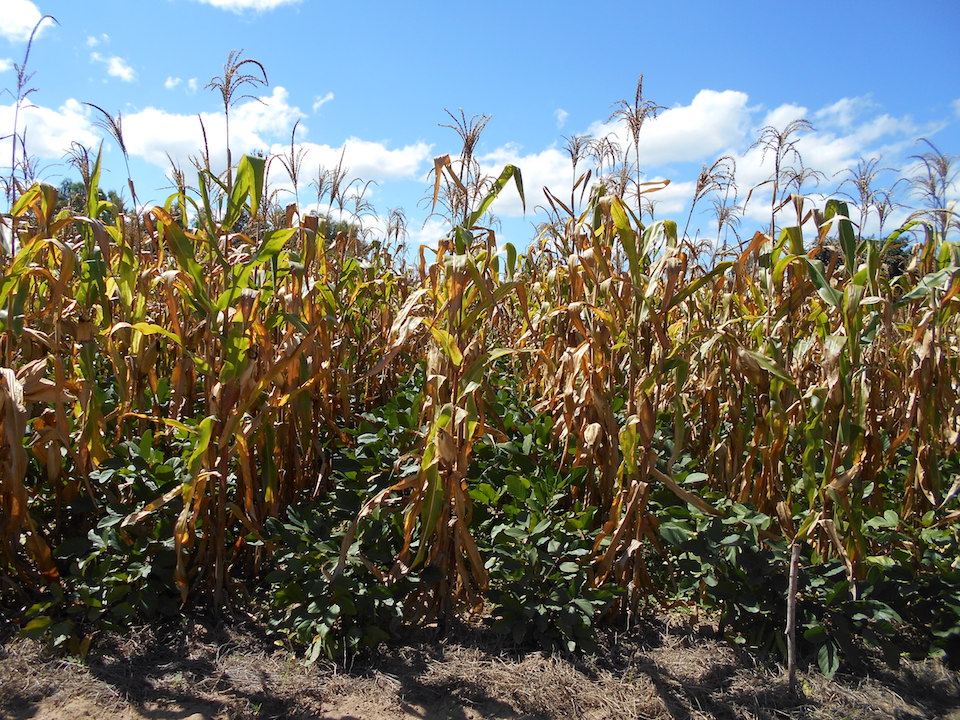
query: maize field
[{"left": 1, "top": 55, "right": 958, "bottom": 676}]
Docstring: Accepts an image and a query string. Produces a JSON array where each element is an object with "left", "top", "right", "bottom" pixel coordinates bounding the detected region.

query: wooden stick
[{"left": 786, "top": 541, "right": 802, "bottom": 693}]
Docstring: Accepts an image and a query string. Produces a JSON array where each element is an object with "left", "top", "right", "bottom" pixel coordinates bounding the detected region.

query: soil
[{"left": 1, "top": 615, "right": 958, "bottom": 720}]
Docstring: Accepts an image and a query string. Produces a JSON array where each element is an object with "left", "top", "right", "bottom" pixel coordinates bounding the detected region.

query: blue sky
[{"left": 2, "top": 0, "right": 959, "bottom": 251}]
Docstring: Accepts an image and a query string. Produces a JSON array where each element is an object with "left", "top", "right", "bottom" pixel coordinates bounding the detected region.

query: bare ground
[{"left": 1, "top": 616, "right": 958, "bottom": 720}]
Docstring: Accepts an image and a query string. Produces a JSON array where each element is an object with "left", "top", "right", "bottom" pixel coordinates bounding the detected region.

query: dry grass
[{"left": 2, "top": 617, "right": 957, "bottom": 720}]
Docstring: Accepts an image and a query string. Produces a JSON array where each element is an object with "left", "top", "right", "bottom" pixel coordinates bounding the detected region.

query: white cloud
[
  {"left": 406, "top": 217, "right": 450, "bottom": 248},
  {"left": 164, "top": 76, "right": 181, "bottom": 90},
  {"left": 275, "top": 138, "right": 433, "bottom": 184},
  {"left": 847, "top": 113, "right": 918, "bottom": 146},
  {"left": 468, "top": 91, "right": 753, "bottom": 220},
  {"left": 0, "top": 59, "right": 12, "bottom": 73},
  {"left": 643, "top": 178, "right": 697, "bottom": 218},
  {"left": 721, "top": 99, "right": 929, "bottom": 235},
  {"left": 477, "top": 143, "right": 571, "bottom": 218},
  {"left": 555, "top": 108, "right": 569, "bottom": 130},
  {"left": 425, "top": 90, "right": 754, "bottom": 222},
  {"left": 190, "top": 0, "right": 302, "bottom": 10},
  {"left": 748, "top": 100, "right": 920, "bottom": 184},
  {"left": 122, "top": 108, "right": 213, "bottom": 168},
  {"left": 1, "top": 0, "right": 51, "bottom": 43},
  {"left": 107, "top": 86, "right": 425, "bottom": 195},
  {"left": 589, "top": 89, "right": 752, "bottom": 166},
  {"left": 117, "top": 87, "right": 304, "bottom": 170},
  {"left": 312, "top": 92, "right": 334, "bottom": 113},
  {"left": 0, "top": 98, "right": 98, "bottom": 160},
  {"left": 106, "top": 57, "right": 136, "bottom": 82},
  {"left": 90, "top": 52, "right": 137, "bottom": 83},
  {"left": 952, "top": 99, "right": 960, "bottom": 118},
  {"left": 231, "top": 86, "right": 303, "bottom": 140},
  {"left": 86, "top": 33, "right": 109, "bottom": 47},
  {"left": 814, "top": 96, "right": 874, "bottom": 130},
  {"left": 758, "top": 103, "right": 808, "bottom": 132},
  {"left": 463, "top": 91, "right": 932, "bottom": 239},
  {"left": 3, "top": 81, "right": 942, "bottom": 246}
]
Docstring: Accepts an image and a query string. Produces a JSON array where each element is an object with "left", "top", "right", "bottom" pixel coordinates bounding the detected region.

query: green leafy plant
[
  {"left": 659, "top": 498, "right": 960, "bottom": 677},
  {"left": 21, "top": 434, "right": 188, "bottom": 652},
  {"left": 262, "top": 373, "right": 424, "bottom": 661},
  {"left": 469, "top": 407, "right": 621, "bottom": 652}
]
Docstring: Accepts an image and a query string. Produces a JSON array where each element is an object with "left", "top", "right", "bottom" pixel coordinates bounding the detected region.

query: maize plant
[
  {"left": 0, "top": 152, "right": 417, "bottom": 612},
  {"left": 0, "top": 101, "right": 957, "bottom": 667},
  {"left": 338, "top": 161, "right": 525, "bottom": 619}
]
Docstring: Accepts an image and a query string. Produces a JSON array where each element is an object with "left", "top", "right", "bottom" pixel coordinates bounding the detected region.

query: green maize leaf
[
  {"left": 464, "top": 394, "right": 482, "bottom": 442},
  {"left": 10, "top": 182, "right": 50, "bottom": 220},
  {"left": 85, "top": 145, "right": 105, "bottom": 221},
  {"left": 460, "top": 380, "right": 482, "bottom": 396},
  {"left": 467, "top": 164, "right": 524, "bottom": 228},
  {"left": 38, "top": 182, "right": 59, "bottom": 225},
  {"left": 215, "top": 228, "right": 298, "bottom": 310},
  {"left": 427, "top": 403, "right": 455, "bottom": 440},
  {"left": 164, "top": 191, "right": 202, "bottom": 233},
  {"left": 782, "top": 225, "right": 804, "bottom": 255},
  {"left": 215, "top": 276, "right": 246, "bottom": 312},
  {"left": 195, "top": 170, "right": 221, "bottom": 241},
  {"left": 456, "top": 250, "right": 493, "bottom": 302},
  {"left": 220, "top": 324, "right": 321, "bottom": 441},
  {"left": 772, "top": 254, "right": 798, "bottom": 286},
  {"left": 640, "top": 220, "right": 666, "bottom": 260},
  {"left": 113, "top": 238, "right": 137, "bottom": 309},
  {"left": 669, "top": 261, "right": 733, "bottom": 310},
  {"left": 184, "top": 416, "right": 216, "bottom": 503},
  {"left": 109, "top": 321, "right": 182, "bottom": 345},
  {"left": 740, "top": 347, "right": 796, "bottom": 386},
  {"left": 644, "top": 253, "right": 669, "bottom": 302},
  {"left": 663, "top": 220, "right": 679, "bottom": 249},
  {"left": 416, "top": 463, "right": 444, "bottom": 561},
  {"left": 882, "top": 221, "right": 921, "bottom": 252},
  {"left": 459, "top": 348, "right": 516, "bottom": 398},
  {"left": 152, "top": 208, "right": 213, "bottom": 313},
  {"left": 825, "top": 199, "right": 858, "bottom": 272},
  {"left": 120, "top": 412, "right": 196, "bottom": 436},
  {"left": 611, "top": 197, "right": 640, "bottom": 279},
  {"left": 618, "top": 416, "right": 640, "bottom": 477},
  {"left": 463, "top": 281, "right": 519, "bottom": 331},
  {"left": 222, "top": 154, "right": 265, "bottom": 232},
  {"left": 429, "top": 325, "right": 463, "bottom": 366},
  {"left": 843, "top": 282, "right": 866, "bottom": 342},
  {"left": 798, "top": 255, "right": 842, "bottom": 309},
  {"left": 0, "top": 236, "right": 69, "bottom": 307},
  {"left": 452, "top": 226, "right": 472, "bottom": 254},
  {"left": 219, "top": 328, "right": 251, "bottom": 383},
  {"left": 896, "top": 266, "right": 960, "bottom": 306},
  {"left": 865, "top": 240, "right": 881, "bottom": 291},
  {"left": 795, "top": 511, "right": 820, "bottom": 543},
  {"left": 504, "top": 242, "right": 517, "bottom": 280}
]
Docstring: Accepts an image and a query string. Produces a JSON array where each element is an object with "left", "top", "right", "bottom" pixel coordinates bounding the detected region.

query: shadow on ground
[{"left": 1, "top": 615, "right": 958, "bottom": 720}]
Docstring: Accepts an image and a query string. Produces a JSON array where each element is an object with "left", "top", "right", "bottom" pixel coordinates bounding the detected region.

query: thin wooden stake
[{"left": 786, "top": 541, "right": 802, "bottom": 694}]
